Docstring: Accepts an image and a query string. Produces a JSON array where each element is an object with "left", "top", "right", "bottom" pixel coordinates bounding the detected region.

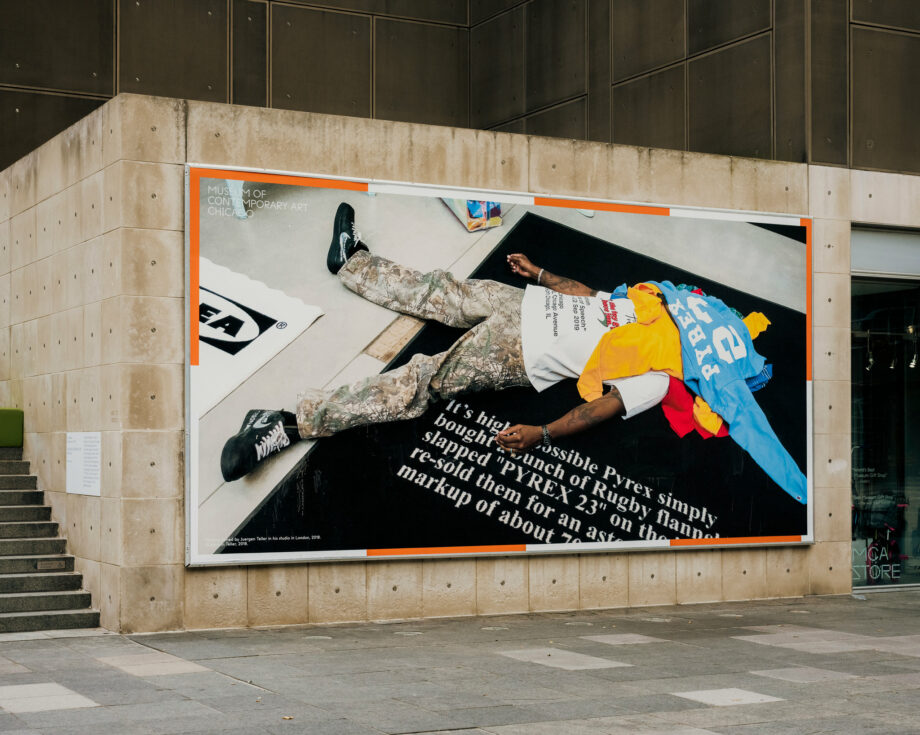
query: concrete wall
[{"left": 2, "top": 94, "right": 919, "bottom": 632}]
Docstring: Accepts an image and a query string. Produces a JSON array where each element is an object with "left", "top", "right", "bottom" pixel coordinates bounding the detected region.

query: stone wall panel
[
  {"left": 578, "top": 554, "right": 628, "bottom": 610},
  {"left": 627, "top": 552, "right": 676, "bottom": 607},
  {"left": 808, "top": 541, "right": 851, "bottom": 595},
  {"left": 247, "top": 566, "right": 311, "bottom": 627},
  {"left": 120, "top": 564, "right": 184, "bottom": 633},
  {"left": 184, "top": 567, "right": 248, "bottom": 630},
  {"left": 813, "top": 379, "right": 850, "bottom": 436},
  {"left": 9, "top": 152, "right": 38, "bottom": 217},
  {"left": 0, "top": 218, "right": 9, "bottom": 277},
  {"left": 814, "top": 485, "right": 851, "bottom": 543},
  {"left": 367, "top": 561, "right": 423, "bottom": 621},
  {"left": 721, "top": 550, "right": 768, "bottom": 601},
  {"left": 0, "top": 168, "right": 9, "bottom": 223},
  {"left": 765, "top": 545, "right": 811, "bottom": 597},
  {"left": 675, "top": 550, "right": 723, "bottom": 604},
  {"left": 475, "top": 556, "right": 529, "bottom": 615},
  {"left": 421, "top": 559, "right": 477, "bottom": 618},
  {"left": 10, "top": 207, "right": 36, "bottom": 272},
  {"left": 811, "top": 219, "right": 850, "bottom": 275},
  {"left": 103, "top": 95, "right": 187, "bottom": 168},
  {"left": 308, "top": 562, "right": 368, "bottom": 624},
  {"left": 121, "top": 498, "right": 184, "bottom": 567},
  {"left": 528, "top": 555, "right": 580, "bottom": 612}
]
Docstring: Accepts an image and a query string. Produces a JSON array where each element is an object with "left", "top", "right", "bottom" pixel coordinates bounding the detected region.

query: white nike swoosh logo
[{"left": 253, "top": 414, "right": 274, "bottom": 429}]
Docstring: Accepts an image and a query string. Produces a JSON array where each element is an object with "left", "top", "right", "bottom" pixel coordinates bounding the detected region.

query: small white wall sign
[{"left": 66, "top": 432, "right": 101, "bottom": 496}]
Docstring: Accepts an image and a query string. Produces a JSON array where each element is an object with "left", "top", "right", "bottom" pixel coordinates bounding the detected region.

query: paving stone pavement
[{"left": 0, "top": 591, "right": 917, "bottom": 734}]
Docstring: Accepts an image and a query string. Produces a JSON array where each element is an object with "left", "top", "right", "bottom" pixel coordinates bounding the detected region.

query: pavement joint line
[
  {"left": 1, "top": 593, "right": 917, "bottom": 731},
  {"left": 105, "top": 637, "right": 279, "bottom": 692}
]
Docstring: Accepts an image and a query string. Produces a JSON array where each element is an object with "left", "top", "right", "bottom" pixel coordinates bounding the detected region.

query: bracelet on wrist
[
  {"left": 541, "top": 424, "right": 552, "bottom": 447},
  {"left": 537, "top": 268, "right": 544, "bottom": 285}
]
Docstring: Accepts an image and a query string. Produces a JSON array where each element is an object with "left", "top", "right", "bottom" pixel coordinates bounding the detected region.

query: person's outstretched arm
[
  {"left": 507, "top": 253, "right": 597, "bottom": 297},
  {"left": 495, "top": 387, "right": 623, "bottom": 452}
]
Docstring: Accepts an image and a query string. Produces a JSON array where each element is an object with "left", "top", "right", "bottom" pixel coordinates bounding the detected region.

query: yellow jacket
[{"left": 576, "top": 283, "right": 681, "bottom": 402}]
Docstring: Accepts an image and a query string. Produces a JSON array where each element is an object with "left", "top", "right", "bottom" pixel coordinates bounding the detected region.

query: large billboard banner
[{"left": 186, "top": 166, "right": 813, "bottom": 566}]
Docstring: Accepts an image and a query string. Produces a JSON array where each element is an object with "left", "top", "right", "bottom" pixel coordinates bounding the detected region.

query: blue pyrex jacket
[{"left": 613, "top": 281, "right": 807, "bottom": 503}]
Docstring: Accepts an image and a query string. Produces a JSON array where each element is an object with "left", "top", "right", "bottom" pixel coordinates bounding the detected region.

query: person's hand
[
  {"left": 506, "top": 253, "right": 540, "bottom": 280},
  {"left": 495, "top": 424, "right": 542, "bottom": 452}
]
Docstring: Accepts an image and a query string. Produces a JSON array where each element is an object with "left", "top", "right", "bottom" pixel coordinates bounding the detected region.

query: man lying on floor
[{"left": 219, "top": 203, "right": 806, "bottom": 504}]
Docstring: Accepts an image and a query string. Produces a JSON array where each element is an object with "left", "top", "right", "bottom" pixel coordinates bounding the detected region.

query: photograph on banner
[{"left": 186, "top": 167, "right": 810, "bottom": 565}]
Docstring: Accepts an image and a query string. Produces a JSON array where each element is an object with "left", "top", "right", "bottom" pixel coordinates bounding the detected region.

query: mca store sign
[{"left": 185, "top": 165, "right": 813, "bottom": 566}]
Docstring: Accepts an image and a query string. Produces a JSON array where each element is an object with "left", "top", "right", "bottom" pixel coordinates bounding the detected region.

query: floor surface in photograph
[{"left": 0, "top": 590, "right": 918, "bottom": 734}]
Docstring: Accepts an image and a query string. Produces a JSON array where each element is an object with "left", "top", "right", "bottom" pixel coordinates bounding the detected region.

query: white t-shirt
[{"left": 520, "top": 285, "right": 669, "bottom": 418}]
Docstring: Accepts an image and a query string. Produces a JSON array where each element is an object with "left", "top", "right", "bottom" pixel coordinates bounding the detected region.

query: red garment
[{"left": 661, "top": 377, "right": 729, "bottom": 439}]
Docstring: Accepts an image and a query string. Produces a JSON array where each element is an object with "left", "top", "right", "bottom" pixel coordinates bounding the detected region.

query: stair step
[
  {"left": 0, "top": 506, "right": 50, "bottom": 522},
  {"left": 0, "top": 476, "right": 38, "bottom": 490},
  {"left": 0, "top": 449, "right": 22, "bottom": 461},
  {"left": 0, "top": 522, "right": 58, "bottom": 539},
  {"left": 0, "top": 555, "right": 74, "bottom": 574},
  {"left": 0, "top": 572, "right": 82, "bottom": 593},
  {"left": 0, "top": 609, "right": 99, "bottom": 634},
  {"left": 0, "top": 538, "right": 66, "bottom": 555},
  {"left": 0, "top": 462, "right": 30, "bottom": 476},
  {"left": 0, "top": 590, "right": 91, "bottom": 614},
  {"left": 0, "top": 490, "right": 43, "bottom": 506}
]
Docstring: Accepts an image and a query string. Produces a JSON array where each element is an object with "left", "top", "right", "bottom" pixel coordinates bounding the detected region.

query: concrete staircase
[{"left": 0, "top": 448, "right": 99, "bottom": 632}]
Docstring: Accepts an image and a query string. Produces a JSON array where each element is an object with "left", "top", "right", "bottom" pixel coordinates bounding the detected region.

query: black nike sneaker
[
  {"left": 220, "top": 409, "right": 300, "bottom": 482},
  {"left": 327, "top": 202, "right": 368, "bottom": 274}
]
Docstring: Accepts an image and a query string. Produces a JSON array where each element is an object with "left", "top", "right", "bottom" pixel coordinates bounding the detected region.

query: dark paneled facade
[
  {"left": 525, "top": 98, "right": 586, "bottom": 139},
  {"left": 0, "top": 0, "right": 115, "bottom": 168},
  {"left": 0, "top": 91, "right": 104, "bottom": 167},
  {"left": 687, "top": 0, "right": 772, "bottom": 55},
  {"left": 0, "top": 0, "right": 471, "bottom": 169},
  {"left": 524, "top": 0, "right": 586, "bottom": 111},
  {"left": 232, "top": 0, "right": 268, "bottom": 107},
  {"left": 270, "top": 6, "right": 371, "bottom": 117},
  {"left": 467, "top": 1, "right": 781, "bottom": 160},
  {"left": 286, "top": 0, "right": 468, "bottom": 25},
  {"left": 611, "top": 65, "right": 685, "bottom": 151},
  {"left": 2, "top": 0, "right": 920, "bottom": 175},
  {"left": 851, "top": 27, "right": 920, "bottom": 173},
  {"left": 810, "top": 0, "right": 920, "bottom": 172},
  {"left": 611, "top": 0, "right": 684, "bottom": 82},
  {"left": 0, "top": 0, "right": 115, "bottom": 95},
  {"left": 851, "top": 0, "right": 920, "bottom": 32},
  {"left": 120, "top": 0, "right": 229, "bottom": 102},
  {"left": 608, "top": 1, "right": 800, "bottom": 162},
  {"left": 375, "top": 19, "right": 469, "bottom": 127},
  {"left": 688, "top": 35, "right": 773, "bottom": 159},
  {"left": 811, "top": 0, "right": 849, "bottom": 167},
  {"left": 475, "top": 0, "right": 803, "bottom": 163},
  {"left": 473, "top": 0, "right": 920, "bottom": 173},
  {"left": 470, "top": 7, "right": 525, "bottom": 129},
  {"left": 774, "top": 2, "right": 807, "bottom": 165}
]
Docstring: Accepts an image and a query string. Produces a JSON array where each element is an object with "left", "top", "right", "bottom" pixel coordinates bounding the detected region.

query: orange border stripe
[
  {"left": 189, "top": 170, "right": 201, "bottom": 366},
  {"left": 367, "top": 545, "right": 525, "bottom": 556},
  {"left": 534, "top": 197, "right": 669, "bottom": 217},
  {"left": 193, "top": 168, "right": 368, "bottom": 191},
  {"left": 801, "top": 218, "right": 813, "bottom": 381},
  {"left": 670, "top": 535, "right": 801, "bottom": 547},
  {"left": 188, "top": 167, "right": 368, "bottom": 364}
]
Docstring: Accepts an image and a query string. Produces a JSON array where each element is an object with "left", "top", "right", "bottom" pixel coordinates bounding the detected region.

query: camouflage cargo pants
[{"left": 296, "top": 251, "right": 529, "bottom": 437}]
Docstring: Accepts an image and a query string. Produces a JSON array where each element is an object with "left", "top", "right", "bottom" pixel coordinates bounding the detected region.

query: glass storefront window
[{"left": 851, "top": 278, "right": 920, "bottom": 586}]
